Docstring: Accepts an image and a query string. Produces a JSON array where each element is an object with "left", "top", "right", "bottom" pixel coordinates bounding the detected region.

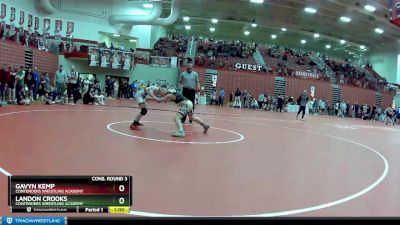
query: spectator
[
  {"left": 39, "top": 74, "right": 47, "bottom": 97},
  {"left": 105, "top": 75, "right": 113, "bottom": 98},
  {"left": 32, "top": 66, "right": 40, "bottom": 100},
  {"left": 258, "top": 92, "right": 265, "bottom": 109},
  {"left": 25, "top": 68, "right": 35, "bottom": 101},
  {"left": 0, "top": 64, "right": 7, "bottom": 103},
  {"left": 113, "top": 79, "right": 119, "bottom": 99},
  {"left": 54, "top": 65, "right": 67, "bottom": 101},
  {"left": 67, "top": 65, "right": 80, "bottom": 105},
  {"left": 210, "top": 90, "right": 217, "bottom": 105},
  {"left": 15, "top": 66, "right": 25, "bottom": 105},
  {"left": 83, "top": 85, "right": 96, "bottom": 105},
  {"left": 277, "top": 95, "right": 284, "bottom": 112},
  {"left": 218, "top": 88, "right": 225, "bottom": 106},
  {"left": 233, "top": 88, "right": 241, "bottom": 108}
]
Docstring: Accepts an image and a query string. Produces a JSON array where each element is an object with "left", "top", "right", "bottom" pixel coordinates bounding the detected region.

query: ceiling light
[
  {"left": 251, "top": 23, "right": 257, "bottom": 28},
  {"left": 183, "top": 16, "right": 190, "bottom": 22},
  {"left": 250, "top": 0, "right": 264, "bottom": 3},
  {"left": 301, "top": 39, "right": 307, "bottom": 44},
  {"left": 244, "top": 31, "right": 250, "bottom": 36},
  {"left": 340, "top": 40, "right": 346, "bottom": 44},
  {"left": 143, "top": 3, "right": 153, "bottom": 8},
  {"left": 326, "top": 44, "right": 331, "bottom": 49},
  {"left": 304, "top": 7, "right": 317, "bottom": 14},
  {"left": 185, "top": 25, "right": 191, "bottom": 30},
  {"left": 364, "top": 5, "right": 376, "bottom": 12},
  {"left": 129, "top": 39, "right": 137, "bottom": 43},
  {"left": 281, "top": 27, "right": 287, "bottom": 32},
  {"left": 360, "top": 45, "right": 366, "bottom": 49},
  {"left": 210, "top": 27, "right": 215, "bottom": 32},
  {"left": 313, "top": 33, "right": 320, "bottom": 38},
  {"left": 271, "top": 34, "right": 277, "bottom": 39},
  {"left": 212, "top": 18, "right": 218, "bottom": 24},
  {"left": 113, "top": 34, "right": 120, "bottom": 37},
  {"left": 340, "top": 16, "right": 351, "bottom": 23},
  {"left": 375, "top": 28, "right": 384, "bottom": 34}
]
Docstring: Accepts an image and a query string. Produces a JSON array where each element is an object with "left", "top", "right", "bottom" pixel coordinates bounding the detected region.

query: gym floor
[{"left": 0, "top": 101, "right": 399, "bottom": 217}]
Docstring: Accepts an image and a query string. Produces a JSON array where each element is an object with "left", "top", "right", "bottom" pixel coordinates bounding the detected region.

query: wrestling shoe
[
  {"left": 130, "top": 123, "right": 140, "bottom": 130},
  {"left": 134, "top": 121, "right": 144, "bottom": 126},
  {"left": 172, "top": 131, "right": 186, "bottom": 137},
  {"left": 203, "top": 125, "right": 210, "bottom": 134}
]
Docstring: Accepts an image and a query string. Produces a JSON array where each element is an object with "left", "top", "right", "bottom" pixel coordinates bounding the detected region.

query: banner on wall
[
  {"left": 43, "top": 18, "right": 50, "bottom": 34},
  {"left": 234, "top": 63, "right": 263, "bottom": 71},
  {"left": 111, "top": 50, "right": 123, "bottom": 69},
  {"left": 294, "top": 71, "right": 320, "bottom": 79},
  {"left": 10, "top": 7, "right": 15, "bottom": 22},
  {"left": 66, "top": 21, "right": 74, "bottom": 38},
  {"left": 55, "top": 20, "right": 62, "bottom": 32},
  {"left": 34, "top": 17, "right": 39, "bottom": 30},
  {"left": 170, "top": 56, "right": 178, "bottom": 68},
  {"left": 0, "top": 4, "right": 6, "bottom": 19},
  {"left": 212, "top": 75, "right": 218, "bottom": 87},
  {"left": 88, "top": 47, "right": 134, "bottom": 70},
  {"left": 123, "top": 52, "right": 133, "bottom": 70},
  {"left": 100, "top": 49, "right": 111, "bottom": 68},
  {"left": 28, "top": 14, "right": 32, "bottom": 28},
  {"left": 88, "top": 47, "right": 100, "bottom": 67},
  {"left": 310, "top": 86, "right": 315, "bottom": 98},
  {"left": 19, "top": 10, "right": 24, "bottom": 25}
]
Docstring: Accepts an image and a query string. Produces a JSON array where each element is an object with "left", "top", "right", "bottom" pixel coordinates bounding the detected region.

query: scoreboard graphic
[{"left": 8, "top": 176, "right": 132, "bottom": 214}]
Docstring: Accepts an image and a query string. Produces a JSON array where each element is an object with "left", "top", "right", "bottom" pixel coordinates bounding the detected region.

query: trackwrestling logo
[{"left": 3, "top": 217, "right": 64, "bottom": 225}]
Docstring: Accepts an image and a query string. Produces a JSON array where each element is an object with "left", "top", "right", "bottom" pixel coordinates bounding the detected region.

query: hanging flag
[
  {"left": 10, "top": 7, "right": 15, "bottom": 22},
  {"left": 310, "top": 86, "right": 316, "bottom": 98},
  {"left": 34, "top": 17, "right": 39, "bottom": 30},
  {"left": 28, "top": 14, "right": 32, "bottom": 27},
  {"left": 19, "top": 10, "right": 24, "bottom": 25},
  {"left": 66, "top": 21, "right": 74, "bottom": 37},
  {"left": 43, "top": 18, "right": 50, "bottom": 33},
  {"left": 0, "top": 4, "right": 6, "bottom": 19},
  {"left": 55, "top": 19, "right": 62, "bottom": 32}
]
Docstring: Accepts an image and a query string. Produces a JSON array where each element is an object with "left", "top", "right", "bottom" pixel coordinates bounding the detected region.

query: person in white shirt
[{"left": 113, "top": 80, "right": 119, "bottom": 98}]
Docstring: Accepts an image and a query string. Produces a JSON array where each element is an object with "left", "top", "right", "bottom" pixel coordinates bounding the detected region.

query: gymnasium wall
[
  {"left": 132, "top": 64, "right": 180, "bottom": 86},
  {"left": 194, "top": 67, "right": 393, "bottom": 106},
  {"left": 0, "top": 40, "right": 59, "bottom": 79},
  {"left": 58, "top": 56, "right": 131, "bottom": 85},
  {"left": 59, "top": 56, "right": 179, "bottom": 86},
  {"left": 367, "top": 48, "right": 399, "bottom": 84}
]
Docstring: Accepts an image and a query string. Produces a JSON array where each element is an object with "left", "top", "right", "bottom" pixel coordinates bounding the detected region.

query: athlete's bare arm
[{"left": 155, "top": 94, "right": 176, "bottom": 103}]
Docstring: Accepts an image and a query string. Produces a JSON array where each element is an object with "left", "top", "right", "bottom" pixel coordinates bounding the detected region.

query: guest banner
[
  {"left": 88, "top": 47, "right": 100, "bottom": 67},
  {"left": 100, "top": 49, "right": 111, "bottom": 68},
  {"left": 10, "top": 7, "right": 15, "bottom": 22},
  {"left": 111, "top": 50, "right": 123, "bottom": 69},
  {"left": 0, "top": 4, "right": 6, "bottom": 20},
  {"left": 34, "top": 17, "right": 39, "bottom": 30},
  {"left": 19, "top": 10, "right": 24, "bottom": 25},
  {"left": 28, "top": 14, "right": 33, "bottom": 28}
]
